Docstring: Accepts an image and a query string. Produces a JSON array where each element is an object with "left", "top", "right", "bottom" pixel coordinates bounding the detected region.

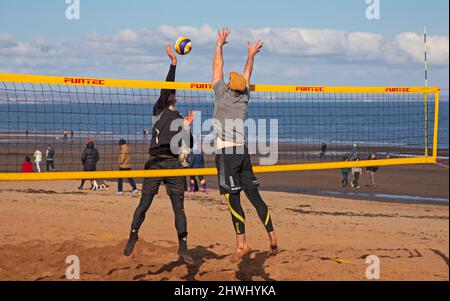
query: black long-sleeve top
[{"left": 149, "top": 64, "right": 193, "bottom": 157}]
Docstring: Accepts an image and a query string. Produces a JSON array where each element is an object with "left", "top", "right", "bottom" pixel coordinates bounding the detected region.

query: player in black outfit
[{"left": 124, "top": 44, "right": 195, "bottom": 264}]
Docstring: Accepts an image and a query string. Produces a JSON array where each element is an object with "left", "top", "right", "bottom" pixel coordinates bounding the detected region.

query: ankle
[{"left": 130, "top": 229, "right": 138, "bottom": 238}]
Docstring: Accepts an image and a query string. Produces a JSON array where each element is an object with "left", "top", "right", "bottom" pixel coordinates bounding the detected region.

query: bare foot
[
  {"left": 267, "top": 244, "right": 278, "bottom": 257},
  {"left": 166, "top": 43, "right": 177, "bottom": 65},
  {"left": 230, "top": 245, "right": 251, "bottom": 263}
]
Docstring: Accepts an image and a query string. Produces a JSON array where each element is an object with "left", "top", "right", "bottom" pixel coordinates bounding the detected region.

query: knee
[
  {"left": 136, "top": 193, "right": 154, "bottom": 211},
  {"left": 170, "top": 194, "right": 185, "bottom": 212}
]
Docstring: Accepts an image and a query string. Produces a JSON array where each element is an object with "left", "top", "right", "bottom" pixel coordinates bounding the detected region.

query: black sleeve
[
  {"left": 95, "top": 149, "right": 100, "bottom": 162},
  {"left": 153, "top": 64, "right": 177, "bottom": 116}
]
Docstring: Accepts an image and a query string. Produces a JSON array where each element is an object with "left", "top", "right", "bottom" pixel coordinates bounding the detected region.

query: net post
[
  {"left": 432, "top": 90, "right": 440, "bottom": 161},
  {"left": 423, "top": 26, "right": 429, "bottom": 157},
  {"left": 424, "top": 92, "right": 429, "bottom": 157}
]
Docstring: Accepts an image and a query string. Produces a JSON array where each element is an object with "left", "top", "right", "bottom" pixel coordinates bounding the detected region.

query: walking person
[
  {"left": 319, "top": 143, "right": 327, "bottom": 159},
  {"left": 33, "top": 149, "right": 42, "bottom": 173},
  {"left": 366, "top": 153, "right": 379, "bottom": 189},
  {"left": 78, "top": 140, "right": 100, "bottom": 190},
  {"left": 45, "top": 144, "right": 56, "bottom": 172},
  {"left": 341, "top": 156, "right": 351, "bottom": 187},
  {"left": 351, "top": 143, "right": 358, "bottom": 160},
  {"left": 117, "top": 139, "right": 138, "bottom": 194},
  {"left": 351, "top": 157, "right": 362, "bottom": 189}
]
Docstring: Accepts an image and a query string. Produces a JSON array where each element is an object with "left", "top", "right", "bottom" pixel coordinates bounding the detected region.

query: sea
[{"left": 0, "top": 93, "right": 448, "bottom": 155}]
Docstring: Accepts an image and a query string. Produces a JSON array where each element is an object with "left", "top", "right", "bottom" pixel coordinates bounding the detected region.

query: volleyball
[{"left": 174, "top": 36, "right": 192, "bottom": 55}]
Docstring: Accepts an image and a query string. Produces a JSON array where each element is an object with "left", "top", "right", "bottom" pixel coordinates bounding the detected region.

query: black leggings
[
  {"left": 226, "top": 188, "right": 274, "bottom": 235},
  {"left": 131, "top": 192, "right": 187, "bottom": 240}
]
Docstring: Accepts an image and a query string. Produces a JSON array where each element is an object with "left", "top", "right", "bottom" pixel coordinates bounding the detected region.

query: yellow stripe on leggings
[
  {"left": 225, "top": 194, "right": 245, "bottom": 224},
  {"left": 265, "top": 210, "right": 271, "bottom": 226}
]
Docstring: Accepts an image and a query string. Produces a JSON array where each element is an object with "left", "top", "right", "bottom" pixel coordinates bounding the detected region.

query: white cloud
[
  {"left": 157, "top": 24, "right": 216, "bottom": 45},
  {"left": 387, "top": 32, "right": 449, "bottom": 65},
  {"left": 0, "top": 25, "right": 448, "bottom": 86}
]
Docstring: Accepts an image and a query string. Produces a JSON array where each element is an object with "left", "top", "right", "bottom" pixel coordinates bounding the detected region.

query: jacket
[
  {"left": 119, "top": 144, "right": 131, "bottom": 169},
  {"left": 352, "top": 167, "right": 362, "bottom": 174},
  {"left": 34, "top": 150, "right": 42, "bottom": 162},
  {"left": 341, "top": 167, "right": 351, "bottom": 174},
  {"left": 46, "top": 148, "right": 55, "bottom": 161},
  {"left": 81, "top": 142, "right": 100, "bottom": 171},
  {"left": 21, "top": 161, "right": 33, "bottom": 173}
]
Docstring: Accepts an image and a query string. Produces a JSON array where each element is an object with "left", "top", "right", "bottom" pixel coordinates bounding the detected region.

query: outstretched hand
[
  {"left": 183, "top": 111, "right": 195, "bottom": 131},
  {"left": 248, "top": 40, "right": 263, "bottom": 58},
  {"left": 217, "top": 28, "right": 231, "bottom": 47},
  {"left": 166, "top": 43, "right": 177, "bottom": 65}
]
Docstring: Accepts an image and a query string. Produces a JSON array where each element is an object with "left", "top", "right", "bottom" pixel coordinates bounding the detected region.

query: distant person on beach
[
  {"left": 188, "top": 144, "right": 208, "bottom": 194},
  {"left": 78, "top": 140, "right": 100, "bottom": 190},
  {"left": 21, "top": 156, "right": 33, "bottom": 173},
  {"left": 33, "top": 149, "right": 42, "bottom": 173},
  {"left": 319, "top": 143, "right": 327, "bottom": 158},
  {"left": 341, "top": 156, "right": 351, "bottom": 187},
  {"left": 45, "top": 145, "right": 56, "bottom": 172},
  {"left": 351, "top": 157, "right": 362, "bottom": 189},
  {"left": 117, "top": 139, "right": 138, "bottom": 194},
  {"left": 366, "top": 153, "right": 379, "bottom": 189},
  {"left": 351, "top": 144, "right": 358, "bottom": 159},
  {"left": 212, "top": 28, "right": 278, "bottom": 262}
]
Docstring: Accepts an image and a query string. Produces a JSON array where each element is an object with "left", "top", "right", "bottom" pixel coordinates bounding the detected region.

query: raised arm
[
  {"left": 243, "top": 40, "right": 263, "bottom": 85},
  {"left": 182, "top": 111, "right": 195, "bottom": 149},
  {"left": 153, "top": 44, "right": 178, "bottom": 116},
  {"left": 212, "top": 28, "right": 230, "bottom": 86}
]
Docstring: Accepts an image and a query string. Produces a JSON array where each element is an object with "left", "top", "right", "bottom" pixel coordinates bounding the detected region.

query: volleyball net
[{"left": 0, "top": 73, "right": 441, "bottom": 181}]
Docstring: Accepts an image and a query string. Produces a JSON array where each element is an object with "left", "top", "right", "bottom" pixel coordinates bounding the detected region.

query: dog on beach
[{"left": 91, "top": 179, "right": 108, "bottom": 191}]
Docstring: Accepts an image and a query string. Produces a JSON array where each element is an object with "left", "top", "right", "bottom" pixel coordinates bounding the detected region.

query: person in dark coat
[
  {"left": 366, "top": 153, "right": 379, "bottom": 189},
  {"left": 78, "top": 140, "right": 100, "bottom": 190},
  {"left": 319, "top": 143, "right": 327, "bottom": 158}
]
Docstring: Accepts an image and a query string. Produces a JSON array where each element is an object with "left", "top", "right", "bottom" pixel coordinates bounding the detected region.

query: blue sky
[{"left": 0, "top": 0, "right": 448, "bottom": 87}]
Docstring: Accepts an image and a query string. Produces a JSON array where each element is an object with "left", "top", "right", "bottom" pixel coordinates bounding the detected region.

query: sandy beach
[{"left": 0, "top": 179, "right": 448, "bottom": 281}]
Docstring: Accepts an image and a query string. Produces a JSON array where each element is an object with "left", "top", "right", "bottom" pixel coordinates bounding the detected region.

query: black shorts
[
  {"left": 215, "top": 147, "right": 260, "bottom": 195},
  {"left": 142, "top": 156, "right": 184, "bottom": 195}
]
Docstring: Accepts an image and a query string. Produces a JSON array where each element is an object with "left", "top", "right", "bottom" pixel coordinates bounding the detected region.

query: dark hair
[
  {"left": 25, "top": 156, "right": 31, "bottom": 162},
  {"left": 167, "top": 92, "right": 177, "bottom": 106},
  {"left": 119, "top": 139, "right": 127, "bottom": 145},
  {"left": 343, "top": 156, "right": 348, "bottom": 161}
]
